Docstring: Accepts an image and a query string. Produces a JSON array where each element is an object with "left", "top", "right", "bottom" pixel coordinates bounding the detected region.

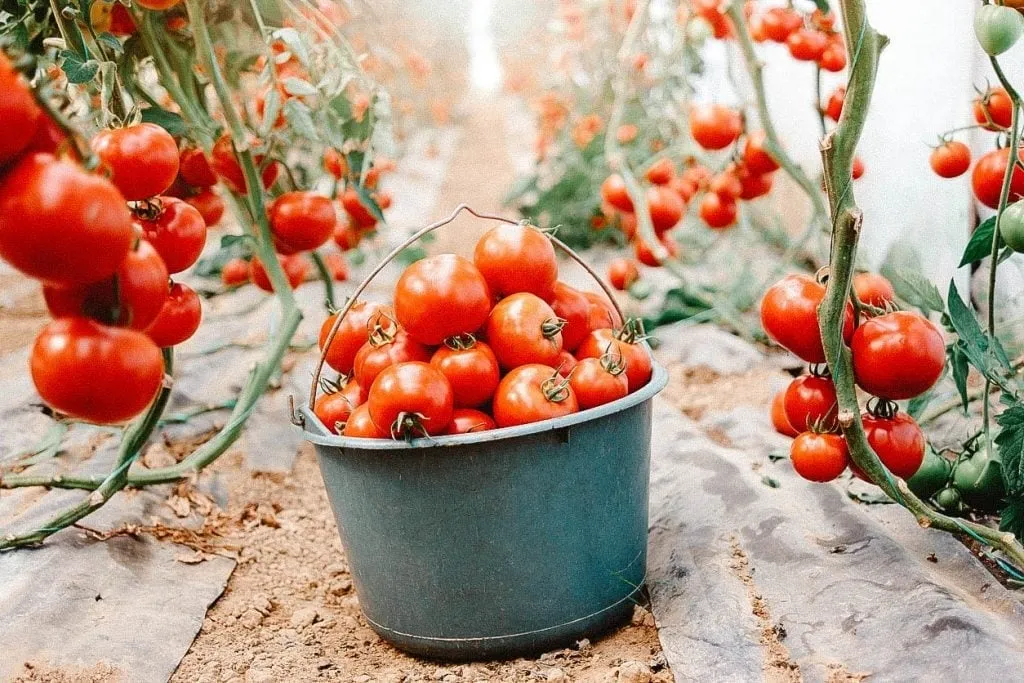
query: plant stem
[{"left": 310, "top": 250, "right": 336, "bottom": 309}]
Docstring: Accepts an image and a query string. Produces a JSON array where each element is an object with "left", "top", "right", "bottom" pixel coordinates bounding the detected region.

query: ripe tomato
[
  {"left": 333, "top": 217, "right": 361, "bottom": 251},
  {"left": 137, "top": 197, "right": 207, "bottom": 274},
  {"left": 31, "top": 317, "right": 164, "bottom": 424},
  {"left": 557, "top": 349, "right": 578, "bottom": 375},
  {"left": 644, "top": 158, "right": 675, "bottom": 185},
  {"left": 43, "top": 239, "right": 168, "bottom": 331},
  {"left": 576, "top": 326, "right": 652, "bottom": 392},
  {"left": 314, "top": 390, "right": 356, "bottom": 434},
  {"left": 699, "top": 192, "right": 738, "bottom": 229},
  {"left": 221, "top": 258, "right": 249, "bottom": 286},
  {"left": 474, "top": 223, "right": 558, "bottom": 299},
  {"left": 670, "top": 175, "right": 698, "bottom": 204},
  {"left": 689, "top": 103, "right": 742, "bottom": 150},
  {"left": 324, "top": 252, "right": 348, "bottom": 282},
  {"left": 742, "top": 131, "right": 780, "bottom": 175},
  {"left": 709, "top": 171, "right": 743, "bottom": 200},
  {"left": 974, "top": 4, "right": 1024, "bottom": 56},
  {"left": 446, "top": 408, "right": 497, "bottom": 434},
  {"left": 430, "top": 339, "right": 501, "bottom": 408},
  {"left": 787, "top": 29, "right": 828, "bottom": 61},
  {"left": 109, "top": 2, "right": 136, "bottom": 35},
  {"left": 569, "top": 356, "right": 629, "bottom": 409},
  {"left": 851, "top": 156, "right": 865, "bottom": 180},
  {"left": 852, "top": 272, "right": 896, "bottom": 309},
  {"left": 737, "top": 167, "right": 774, "bottom": 200},
  {"left": 824, "top": 86, "right": 845, "bottom": 121},
  {"left": 608, "top": 257, "right": 640, "bottom": 291},
  {"left": 26, "top": 116, "right": 71, "bottom": 157},
  {"left": 790, "top": 432, "right": 849, "bottom": 482},
  {"left": 584, "top": 291, "right": 623, "bottom": 330},
  {"left": 862, "top": 411, "right": 925, "bottom": 479},
  {"left": 850, "top": 311, "right": 945, "bottom": 401},
  {"left": 343, "top": 403, "right": 385, "bottom": 438},
  {"left": 340, "top": 187, "right": 377, "bottom": 228},
  {"left": 394, "top": 254, "right": 492, "bottom": 345},
  {"left": 268, "top": 191, "right": 335, "bottom": 254},
  {"left": 973, "top": 87, "right": 1014, "bottom": 130},
  {"left": 492, "top": 364, "right": 578, "bottom": 427},
  {"left": 619, "top": 212, "right": 638, "bottom": 240},
  {"left": 210, "top": 134, "right": 279, "bottom": 195},
  {"left": 250, "top": 254, "right": 309, "bottom": 292},
  {"left": 929, "top": 141, "right": 971, "bottom": 179},
  {"left": 354, "top": 329, "right": 432, "bottom": 390},
  {"left": 0, "top": 154, "right": 133, "bottom": 285},
  {"left": 1000, "top": 200, "right": 1024, "bottom": 252},
  {"left": 972, "top": 146, "right": 1024, "bottom": 209},
  {"left": 633, "top": 233, "right": 679, "bottom": 266},
  {"left": 760, "top": 274, "right": 855, "bottom": 364},
  {"left": 692, "top": 0, "right": 733, "bottom": 38},
  {"left": 648, "top": 185, "right": 684, "bottom": 233},
  {"left": 783, "top": 374, "right": 839, "bottom": 433},
  {"left": 144, "top": 282, "right": 201, "bottom": 347},
  {"left": 319, "top": 302, "right": 393, "bottom": 374},
  {"left": 818, "top": 43, "right": 847, "bottom": 72},
  {"left": 771, "top": 390, "right": 799, "bottom": 437},
  {"left": 178, "top": 146, "right": 217, "bottom": 187},
  {"left": 486, "top": 293, "right": 564, "bottom": 370},
  {"left": 0, "top": 53, "right": 41, "bottom": 166},
  {"left": 367, "top": 361, "right": 454, "bottom": 438},
  {"left": 323, "top": 148, "right": 347, "bottom": 179},
  {"left": 185, "top": 189, "right": 225, "bottom": 227},
  {"left": 762, "top": 7, "right": 802, "bottom": 42},
  {"left": 548, "top": 281, "right": 592, "bottom": 351},
  {"left": 91, "top": 123, "right": 179, "bottom": 201}
]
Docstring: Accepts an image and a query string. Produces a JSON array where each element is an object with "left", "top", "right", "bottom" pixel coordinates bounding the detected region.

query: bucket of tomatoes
[{"left": 298, "top": 206, "right": 667, "bottom": 661}]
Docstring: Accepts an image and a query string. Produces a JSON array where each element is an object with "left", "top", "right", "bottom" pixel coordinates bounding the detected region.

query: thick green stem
[{"left": 310, "top": 250, "right": 336, "bottom": 309}]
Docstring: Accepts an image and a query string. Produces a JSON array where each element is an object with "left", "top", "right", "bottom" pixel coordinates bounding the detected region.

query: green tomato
[
  {"left": 935, "top": 486, "right": 962, "bottom": 513},
  {"left": 999, "top": 200, "right": 1024, "bottom": 252},
  {"left": 907, "top": 445, "right": 952, "bottom": 500},
  {"left": 974, "top": 4, "right": 1024, "bottom": 56},
  {"left": 953, "top": 450, "right": 1005, "bottom": 512}
]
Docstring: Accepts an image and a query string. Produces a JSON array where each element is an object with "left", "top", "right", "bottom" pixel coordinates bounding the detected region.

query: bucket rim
[{"left": 300, "top": 361, "right": 668, "bottom": 450}]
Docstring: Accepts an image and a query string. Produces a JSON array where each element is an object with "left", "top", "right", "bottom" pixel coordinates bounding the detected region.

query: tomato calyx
[
  {"left": 366, "top": 310, "right": 400, "bottom": 347},
  {"left": 616, "top": 317, "right": 648, "bottom": 345},
  {"left": 540, "top": 371, "right": 574, "bottom": 404},
  {"left": 807, "top": 362, "right": 831, "bottom": 379},
  {"left": 443, "top": 333, "right": 479, "bottom": 351},
  {"left": 390, "top": 410, "right": 434, "bottom": 440},
  {"left": 865, "top": 396, "right": 899, "bottom": 421},
  {"left": 599, "top": 342, "right": 628, "bottom": 377},
  {"left": 541, "top": 316, "right": 568, "bottom": 340},
  {"left": 130, "top": 197, "right": 167, "bottom": 222}
]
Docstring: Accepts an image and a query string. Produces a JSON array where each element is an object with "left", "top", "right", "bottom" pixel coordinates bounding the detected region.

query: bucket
[{"left": 298, "top": 205, "right": 668, "bottom": 660}]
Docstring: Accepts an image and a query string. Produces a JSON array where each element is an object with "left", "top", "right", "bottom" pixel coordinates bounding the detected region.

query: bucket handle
[{"left": 308, "top": 204, "right": 627, "bottom": 411}]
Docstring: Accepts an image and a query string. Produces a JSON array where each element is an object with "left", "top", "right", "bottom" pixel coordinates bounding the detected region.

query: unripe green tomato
[
  {"left": 629, "top": 279, "right": 652, "bottom": 301},
  {"left": 953, "top": 451, "right": 1005, "bottom": 512},
  {"left": 907, "top": 445, "right": 952, "bottom": 500},
  {"left": 974, "top": 4, "right": 1024, "bottom": 56},
  {"left": 935, "top": 486, "right": 962, "bottom": 513},
  {"left": 999, "top": 200, "right": 1024, "bottom": 252},
  {"left": 687, "top": 16, "right": 713, "bottom": 45}
]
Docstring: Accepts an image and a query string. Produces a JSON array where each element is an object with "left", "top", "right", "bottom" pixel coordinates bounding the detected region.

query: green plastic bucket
[{"left": 300, "top": 362, "right": 667, "bottom": 661}]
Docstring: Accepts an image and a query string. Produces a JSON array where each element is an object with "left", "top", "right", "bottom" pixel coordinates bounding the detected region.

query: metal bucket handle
[{"left": 307, "top": 204, "right": 628, "bottom": 411}]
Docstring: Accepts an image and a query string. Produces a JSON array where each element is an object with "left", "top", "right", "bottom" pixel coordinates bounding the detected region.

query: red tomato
[
  {"left": 790, "top": 432, "right": 849, "bottom": 482},
  {"left": 824, "top": 86, "right": 845, "bottom": 121},
  {"left": 699, "top": 192, "right": 738, "bottom": 229},
  {"left": 862, "top": 411, "right": 925, "bottom": 480},
  {"left": 445, "top": 408, "right": 497, "bottom": 434},
  {"left": 314, "top": 390, "right": 357, "bottom": 434},
  {"left": 972, "top": 146, "right": 1024, "bottom": 209},
  {"left": 185, "top": 188, "right": 225, "bottom": 227},
  {"left": 31, "top": 317, "right": 164, "bottom": 424},
  {"left": 584, "top": 291, "right": 623, "bottom": 330},
  {"left": 178, "top": 146, "right": 217, "bottom": 187},
  {"left": 689, "top": 104, "right": 743, "bottom": 150},
  {"left": 748, "top": 12, "right": 768, "bottom": 42},
  {"left": 144, "top": 282, "right": 201, "bottom": 347},
  {"left": 787, "top": 29, "right": 828, "bottom": 61},
  {"left": 692, "top": 0, "right": 733, "bottom": 38},
  {"left": 324, "top": 252, "right": 348, "bottom": 282},
  {"left": 762, "top": 7, "right": 802, "bottom": 42},
  {"left": 608, "top": 257, "right": 640, "bottom": 291},
  {"left": 373, "top": 189, "right": 393, "bottom": 210},
  {"left": 0, "top": 53, "right": 41, "bottom": 166},
  {"left": 973, "top": 87, "right": 1013, "bottom": 130},
  {"left": 737, "top": 167, "right": 774, "bottom": 200},
  {"left": 323, "top": 148, "right": 347, "bottom": 179},
  {"left": 0, "top": 154, "right": 133, "bottom": 285},
  {"left": 342, "top": 403, "right": 385, "bottom": 438},
  {"left": 709, "top": 171, "right": 743, "bottom": 200},
  {"left": 569, "top": 356, "right": 629, "bottom": 409},
  {"left": 850, "top": 311, "right": 945, "bottom": 401},
  {"left": 474, "top": 224, "right": 558, "bottom": 299},
  {"left": 319, "top": 302, "right": 393, "bottom": 374},
  {"left": 109, "top": 2, "right": 136, "bottom": 34},
  {"left": 26, "top": 116, "right": 70, "bottom": 157},
  {"left": 333, "top": 217, "right": 361, "bottom": 251},
  {"left": 783, "top": 374, "right": 839, "bottom": 433},
  {"left": 210, "top": 134, "right": 279, "bottom": 194},
  {"left": 742, "top": 131, "right": 780, "bottom": 175},
  {"left": 354, "top": 329, "right": 432, "bottom": 390},
  {"left": 557, "top": 349, "right": 578, "bottom": 375},
  {"left": 486, "top": 293, "right": 564, "bottom": 370},
  {"left": 648, "top": 185, "right": 684, "bottom": 233},
  {"left": 818, "top": 42, "right": 847, "bottom": 72},
  {"left": 394, "top": 254, "right": 492, "bottom": 345},
  {"left": 548, "top": 281, "right": 592, "bottom": 351},
  {"left": 771, "top": 390, "right": 799, "bottom": 437},
  {"left": 670, "top": 175, "right": 698, "bottom": 203},
  {"left": 633, "top": 233, "right": 679, "bottom": 266},
  {"left": 853, "top": 272, "right": 896, "bottom": 309},
  {"left": 601, "top": 174, "right": 634, "bottom": 213},
  {"left": 576, "top": 327, "right": 652, "bottom": 392},
  {"left": 340, "top": 187, "right": 377, "bottom": 228},
  {"left": 91, "top": 123, "right": 179, "bottom": 201},
  {"left": 137, "top": 197, "right": 207, "bottom": 274},
  {"left": 430, "top": 339, "right": 501, "bottom": 408},
  {"left": 929, "top": 141, "right": 971, "bottom": 179},
  {"left": 42, "top": 239, "right": 168, "bottom": 331},
  {"left": 644, "top": 158, "right": 676, "bottom": 185},
  {"left": 492, "top": 364, "right": 578, "bottom": 427},
  {"left": 619, "top": 212, "right": 638, "bottom": 240},
  {"left": 852, "top": 156, "right": 865, "bottom": 180},
  {"left": 367, "top": 361, "right": 454, "bottom": 438},
  {"left": 249, "top": 254, "right": 309, "bottom": 292},
  {"left": 760, "top": 274, "right": 855, "bottom": 364},
  {"left": 221, "top": 258, "right": 249, "bottom": 286},
  {"left": 268, "top": 191, "right": 335, "bottom": 254}
]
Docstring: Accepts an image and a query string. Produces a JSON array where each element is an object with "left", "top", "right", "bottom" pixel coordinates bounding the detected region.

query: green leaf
[
  {"left": 283, "top": 99, "right": 318, "bottom": 141},
  {"left": 907, "top": 390, "right": 934, "bottom": 420},
  {"left": 999, "top": 498, "right": 1024, "bottom": 542},
  {"left": 948, "top": 345, "right": 971, "bottom": 413},
  {"left": 947, "top": 281, "right": 991, "bottom": 371},
  {"left": 96, "top": 31, "right": 123, "bottom": 56},
  {"left": 996, "top": 403, "right": 1024, "bottom": 495},
  {"left": 257, "top": 87, "right": 282, "bottom": 137},
  {"left": 354, "top": 183, "right": 385, "bottom": 223},
  {"left": 58, "top": 50, "right": 99, "bottom": 84},
  {"left": 889, "top": 269, "right": 944, "bottom": 314},
  {"left": 960, "top": 217, "right": 1001, "bottom": 267},
  {"left": 395, "top": 245, "right": 427, "bottom": 267},
  {"left": 270, "top": 27, "right": 310, "bottom": 66},
  {"left": 141, "top": 107, "right": 187, "bottom": 137},
  {"left": 282, "top": 76, "right": 318, "bottom": 97}
]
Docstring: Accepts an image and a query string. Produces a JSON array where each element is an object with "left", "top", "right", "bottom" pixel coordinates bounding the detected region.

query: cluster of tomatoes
[
  {"left": 746, "top": 5, "right": 847, "bottom": 72},
  {"left": 314, "top": 224, "right": 653, "bottom": 439},
  {"left": 0, "top": 53, "right": 221, "bottom": 425},
  {"left": 762, "top": 271, "right": 945, "bottom": 484}
]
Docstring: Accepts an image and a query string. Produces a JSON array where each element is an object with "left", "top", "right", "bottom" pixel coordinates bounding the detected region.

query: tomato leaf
[
  {"left": 946, "top": 280, "right": 992, "bottom": 369},
  {"left": 947, "top": 345, "right": 971, "bottom": 414},
  {"left": 907, "top": 390, "right": 934, "bottom": 420},
  {"left": 959, "top": 217, "right": 1001, "bottom": 267},
  {"left": 59, "top": 50, "right": 100, "bottom": 84},
  {"left": 283, "top": 99, "right": 318, "bottom": 142},
  {"left": 96, "top": 32, "right": 123, "bottom": 57},
  {"left": 996, "top": 403, "right": 1024, "bottom": 496},
  {"left": 353, "top": 184, "right": 385, "bottom": 223},
  {"left": 999, "top": 498, "right": 1024, "bottom": 542},
  {"left": 888, "top": 268, "right": 944, "bottom": 314},
  {"left": 271, "top": 27, "right": 310, "bottom": 66},
  {"left": 282, "top": 76, "right": 318, "bottom": 98},
  {"left": 141, "top": 106, "right": 187, "bottom": 137}
]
